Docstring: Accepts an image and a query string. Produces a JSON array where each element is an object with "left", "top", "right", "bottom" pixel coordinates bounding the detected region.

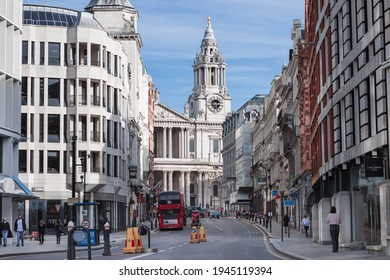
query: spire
[
  {"left": 85, "top": 0, "right": 134, "bottom": 10},
  {"left": 203, "top": 16, "right": 216, "bottom": 41}
]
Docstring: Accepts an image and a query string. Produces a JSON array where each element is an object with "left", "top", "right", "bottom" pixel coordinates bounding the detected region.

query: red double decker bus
[{"left": 157, "top": 191, "right": 187, "bottom": 230}]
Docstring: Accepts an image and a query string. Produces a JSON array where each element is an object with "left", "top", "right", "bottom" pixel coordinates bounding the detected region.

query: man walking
[{"left": 14, "top": 215, "right": 26, "bottom": 247}]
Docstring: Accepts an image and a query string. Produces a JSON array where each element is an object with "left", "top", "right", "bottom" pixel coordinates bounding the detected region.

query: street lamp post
[
  {"left": 128, "top": 165, "right": 138, "bottom": 227},
  {"left": 71, "top": 136, "right": 77, "bottom": 199},
  {"left": 80, "top": 154, "right": 90, "bottom": 203}
]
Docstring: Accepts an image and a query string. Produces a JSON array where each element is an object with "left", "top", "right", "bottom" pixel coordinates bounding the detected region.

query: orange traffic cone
[
  {"left": 190, "top": 226, "right": 200, "bottom": 243},
  {"left": 132, "top": 227, "right": 145, "bottom": 253},
  {"left": 123, "top": 227, "right": 137, "bottom": 254},
  {"left": 199, "top": 226, "right": 207, "bottom": 242}
]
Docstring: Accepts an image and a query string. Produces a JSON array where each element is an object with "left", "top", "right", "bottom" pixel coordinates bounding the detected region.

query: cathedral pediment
[{"left": 155, "top": 103, "right": 191, "bottom": 122}]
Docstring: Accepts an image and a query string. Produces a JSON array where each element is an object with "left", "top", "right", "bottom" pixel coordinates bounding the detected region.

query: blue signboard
[
  {"left": 76, "top": 229, "right": 96, "bottom": 246},
  {"left": 271, "top": 190, "right": 279, "bottom": 196},
  {"left": 284, "top": 200, "right": 294, "bottom": 207}
]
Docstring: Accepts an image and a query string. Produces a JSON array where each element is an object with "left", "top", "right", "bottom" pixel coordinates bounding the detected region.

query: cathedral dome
[{"left": 85, "top": 0, "right": 134, "bottom": 10}]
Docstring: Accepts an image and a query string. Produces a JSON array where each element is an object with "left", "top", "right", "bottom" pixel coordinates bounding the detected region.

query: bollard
[
  {"left": 66, "top": 221, "right": 75, "bottom": 260},
  {"left": 102, "top": 222, "right": 111, "bottom": 256}
]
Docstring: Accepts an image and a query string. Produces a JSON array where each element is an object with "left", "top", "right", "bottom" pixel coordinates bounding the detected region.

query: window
[
  {"left": 47, "top": 151, "right": 60, "bottom": 173},
  {"left": 212, "top": 139, "right": 219, "bottom": 153},
  {"left": 21, "top": 77, "right": 28, "bottom": 105},
  {"left": 48, "top": 78, "right": 60, "bottom": 106},
  {"left": 48, "top": 114, "right": 60, "bottom": 143},
  {"left": 213, "top": 185, "right": 218, "bottom": 196},
  {"left": 39, "top": 78, "right": 44, "bottom": 106},
  {"left": 39, "top": 114, "right": 44, "bottom": 142},
  {"left": 31, "top": 41, "right": 35, "bottom": 65},
  {"left": 64, "top": 79, "right": 68, "bottom": 107},
  {"left": 64, "top": 43, "right": 68, "bottom": 66},
  {"left": 19, "top": 150, "right": 27, "bottom": 173},
  {"left": 30, "top": 113, "right": 34, "bottom": 142},
  {"left": 107, "top": 51, "right": 111, "bottom": 74},
  {"left": 22, "top": 41, "right": 28, "bottom": 64},
  {"left": 189, "top": 139, "right": 195, "bottom": 153},
  {"left": 40, "top": 42, "right": 45, "bottom": 65},
  {"left": 30, "top": 150, "right": 34, "bottom": 173},
  {"left": 63, "top": 151, "right": 67, "bottom": 173},
  {"left": 48, "top": 42, "right": 60, "bottom": 65},
  {"left": 39, "top": 150, "right": 44, "bottom": 173},
  {"left": 21, "top": 113, "right": 27, "bottom": 140},
  {"left": 31, "top": 78, "right": 34, "bottom": 105},
  {"left": 80, "top": 81, "right": 87, "bottom": 105},
  {"left": 63, "top": 115, "right": 68, "bottom": 143}
]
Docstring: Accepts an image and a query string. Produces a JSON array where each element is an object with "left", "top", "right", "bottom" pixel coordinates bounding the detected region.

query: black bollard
[
  {"left": 66, "top": 222, "right": 75, "bottom": 260},
  {"left": 102, "top": 222, "right": 111, "bottom": 256}
]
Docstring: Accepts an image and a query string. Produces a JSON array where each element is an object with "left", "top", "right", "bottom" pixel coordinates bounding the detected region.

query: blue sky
[{"left": 24, "top": 0, "right": 304, "bottom": 113}]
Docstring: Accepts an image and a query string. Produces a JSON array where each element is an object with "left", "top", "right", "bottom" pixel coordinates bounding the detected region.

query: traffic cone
[
  {"left": 132, "top": 227, "right": 145, "bottom": 253},
  {"left": 199, "top": 226, "right": 207, "bottom": 242},
  {"left": 189, "top": 226, "right": 200, "bottom": 243},
  {"left": 123, "top": 227, "right": 137, "bottom": 254}
]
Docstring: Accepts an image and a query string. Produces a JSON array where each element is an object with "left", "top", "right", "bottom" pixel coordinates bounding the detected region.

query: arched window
[{"left": 213, "top": 185, "right": 218, "bottom": 196}]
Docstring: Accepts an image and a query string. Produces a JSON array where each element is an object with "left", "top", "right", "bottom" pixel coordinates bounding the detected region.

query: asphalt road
[{"left": 3, "top": 217, "right": 282, "bottom": 260}]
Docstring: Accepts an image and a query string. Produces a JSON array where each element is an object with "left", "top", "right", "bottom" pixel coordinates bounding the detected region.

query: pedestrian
[
  {"left": 38, "top": 219, "right": 46, "bottom": 245},
  {"left": 301, "top": 215, "right": 310, "bottom": 237},
  {"left": 282, "top": 214, "right": 290, "bottom": 233},
  {"left": 326, "top": 206, "right": 341, "bottom": 252},
  {"left": 54, "top": 219, "right": 64, "bottom": 244},
  {"left": 1, "top": 217, "right": 12, "bottom": 247},
  {"left": 14, "top": 215, "right": 26, "bottom": 247}
]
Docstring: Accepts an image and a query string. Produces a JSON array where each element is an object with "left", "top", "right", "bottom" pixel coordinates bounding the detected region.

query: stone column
[
  {"left": 318, "top": 198, "right": 331, "bottom": 245},
  {"left": 168, "top": 127, "right": 173, "bottom": 158},
  {"left": 180, "top": 171, "right": 185, "bottom": 194},
  {"left": 163, "top": 127, "right": 167, "bottom": 158},
  {"left": 203, "top": 172, "right": 209, "bottom": 208},
  {"left": 197, "top": 172, "right": 203, "bottom": 207},
  {"left": 163, "top": 171, "right": 167, "bottom": 191},
  {"left": 168, "top": 171, "right": 173, "bottom": 191},
  {"left": 185, "top": 171, "right": 191, "bottom": 206}
]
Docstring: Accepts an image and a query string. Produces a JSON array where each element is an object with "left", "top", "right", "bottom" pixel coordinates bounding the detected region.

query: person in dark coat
[
  {"left": 38, "top": 220, "right": 46, "bottom": 245},
  {"left": 14, "top": 215, "right": 26, "bottom": 246},
  {"left": 53, "top": 219, "right": 64, "bottom": 244},
  {"left": 1, "top": 217, "right": 12, "bottom": 247},
  {"left": 282, "top": 214, "right": 290, "bottom": 233}
]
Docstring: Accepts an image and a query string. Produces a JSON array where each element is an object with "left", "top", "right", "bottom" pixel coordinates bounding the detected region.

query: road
[{"left": 3, "top": 217, "right": 284, "bottom": 260}]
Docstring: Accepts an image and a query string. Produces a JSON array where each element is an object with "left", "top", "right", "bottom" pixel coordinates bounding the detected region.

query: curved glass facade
[{"left": 23, "top": 5, "right": 78, "bottom": 27}]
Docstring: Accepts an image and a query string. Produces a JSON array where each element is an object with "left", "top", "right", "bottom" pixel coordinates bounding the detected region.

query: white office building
[{"left": 19, "top": 0, "right": 150, "bottom": 233}]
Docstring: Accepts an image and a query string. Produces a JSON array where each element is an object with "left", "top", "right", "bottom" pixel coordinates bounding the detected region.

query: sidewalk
[
  {"left": 248, "top": 219, "right": 390, "bottom": 260},
  {"left": 0, "top": 231, "right": 127, "bottom": 259}
]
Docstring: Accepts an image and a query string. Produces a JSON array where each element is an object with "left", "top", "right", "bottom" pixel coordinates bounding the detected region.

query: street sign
[
  {"left": 284, "top": 200, "right": 294, "bottom": 207},
  {"left": 271, "top": 190, "right": 279, "bottom": 196},
  {"left": 67, "top": 197, "right": 78, "bottom": 205}
]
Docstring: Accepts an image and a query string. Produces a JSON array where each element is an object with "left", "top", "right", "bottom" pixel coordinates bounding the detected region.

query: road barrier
[
  {"left": 123, "top": 227, "right": 137, "bottom": 254},
  {"left": 199, "top": 226, "right": 207, "bottom": 242},
  {"left": 132, "top": 227, "right": 145, "bottom": 253},
  {"left": 189, "top": 226, "right": 200, "bottom": 243}
]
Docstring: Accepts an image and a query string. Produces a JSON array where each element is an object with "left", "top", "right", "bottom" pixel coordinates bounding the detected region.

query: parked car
[{"left": 209, "top": 210, "right": 221, "bottom": 219}]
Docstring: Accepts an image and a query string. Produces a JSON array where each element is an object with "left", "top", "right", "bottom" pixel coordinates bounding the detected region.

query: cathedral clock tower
[{"left": 187, "top": 17, "right": 231, "bottom": 121}]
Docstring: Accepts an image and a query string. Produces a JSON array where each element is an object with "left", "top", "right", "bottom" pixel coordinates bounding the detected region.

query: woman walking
[
  {"left": 1, "top": 217, "right": 11, "bottom": 247},
  {"left": 54, "top": 220, "right": 64, "bottom": 244},
  {"left": 326, "top": 206, "right": 341, "bottom": 252},
  {"left": 38, "top": 220, "right": 46, "bottom": 245}
]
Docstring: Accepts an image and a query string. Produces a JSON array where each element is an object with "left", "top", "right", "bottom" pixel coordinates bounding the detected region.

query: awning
[{"left": 0, "top": 174, "right": 38, "bottom": 199}]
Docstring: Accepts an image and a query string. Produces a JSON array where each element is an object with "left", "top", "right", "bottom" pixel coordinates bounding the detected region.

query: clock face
[{"left": 208, "top": 96, "right": 223, "bottom": 113}]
